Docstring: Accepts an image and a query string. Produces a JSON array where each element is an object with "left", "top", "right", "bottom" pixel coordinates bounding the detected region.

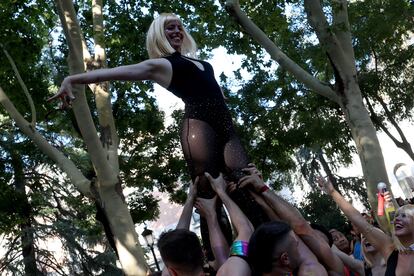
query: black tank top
[
  {"left": 385, "top": 250, "right": 398, "bottom": 276},
  {"left": 163, "top": 52, "right": 224, "bottom": 103},
  {"left": 163, "top": 52, "right": 235, "bottom": 142}
]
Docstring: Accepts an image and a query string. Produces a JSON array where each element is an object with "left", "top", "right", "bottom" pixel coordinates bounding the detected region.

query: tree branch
[
  {"left": 91, "top": 0, "right": 120, "bottom": 174},
  {"left": 55, "top": 0, "right": 118, "bottom": 186},
  {"left": 1, "top": 44, "right": 36, "bottom": 127},
  {"left": 304, "top": 0, "right": 356, "bottom": 75},
  {"left": 332, "top": 0, "right": 355, "bottom": 61},
  {"left": 373, "top": 95, "right": 414, "bottom": 159},
  {"left": 224, "top": 0, "right": 340, "bottom": 104},
  {"left": 0, "top": 86, "right": 92, "bottom": 196}
]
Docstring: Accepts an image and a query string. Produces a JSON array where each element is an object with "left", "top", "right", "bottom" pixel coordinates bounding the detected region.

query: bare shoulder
[
  {"left": 142, "top": 58, "right": 171, "bottom": 72},
  {"left": 299, "top": 261, "right": 328, "bottom": 276},
  {"left": 216, "top": 257, "right": 251, "bottom": 276},
  {"left": 142, "top": 58, "right": 172, "bottom": 88}
]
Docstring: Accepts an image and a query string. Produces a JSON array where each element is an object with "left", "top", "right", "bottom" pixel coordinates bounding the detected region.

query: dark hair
[
  {"left": 157, "top": 229, "right": 204, "bottom": 273},
  {"left": 248, "top": 221, "right": 291, "bottom": 275},
  {"left": 310, "top": 223, "right": 333, "bottom": 247}
]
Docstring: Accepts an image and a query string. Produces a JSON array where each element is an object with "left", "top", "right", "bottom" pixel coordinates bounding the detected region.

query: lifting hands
[{"left": 316, "top": 175, "right": 335, "bottom": 195}]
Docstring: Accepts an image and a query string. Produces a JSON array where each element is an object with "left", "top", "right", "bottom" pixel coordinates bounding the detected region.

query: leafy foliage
[
  {"left": 2, "top": 0, "right": 414, "bottom": 274},
  {"left": 299, "top": 190, "right": 349, "bottom": 234}
]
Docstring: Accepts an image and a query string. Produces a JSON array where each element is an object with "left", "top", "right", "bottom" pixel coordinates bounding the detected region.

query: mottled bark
[{"left": 54, "top": 0, "right": 149, "bottom": 274}]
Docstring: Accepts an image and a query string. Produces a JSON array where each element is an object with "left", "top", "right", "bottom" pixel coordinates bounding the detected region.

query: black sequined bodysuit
[
  {"left": 163, "top": 52, "right": 269, "bottom": 260},
  {"left": 163, "top": 52, "right": 248, "bottom": 190}
]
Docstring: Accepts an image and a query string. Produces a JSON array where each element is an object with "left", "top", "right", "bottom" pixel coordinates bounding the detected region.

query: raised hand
[
  {"left": 188, "top": 176, "right": 199, "bottom": 202},
  {"left": 226, "top": 181, "right": 237, "bottom": 194},
  {"left": 238, "top": 174, "right": 265, "bottom": 193},
  {"left": 204, "top": 172, "right": 227, "bottom": 195},
  {"left": 241, "top": 163, "right": 262, "bottom": 178},
  {"left": 383, "top": 191, "right": 393, "bottom": 203},
  {"left": 316, "top": 176, "right": 335, "bottom": 195},
  {"left": 238, "top": 164, "right": 265, "bottom": 193},
  {"left": 194, "top": 196, "right": 217, "bottom": 219}
]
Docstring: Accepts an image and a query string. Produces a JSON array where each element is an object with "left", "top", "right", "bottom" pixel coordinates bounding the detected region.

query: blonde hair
[
  {"left": 360, "top": 231, "right": 385, "bottom": 268},
  {"left": 391, "top": 204, "right": 414, "bottom": 251},
  {"left": 146, "top": 13, "right": 197, "bottom": 59}
]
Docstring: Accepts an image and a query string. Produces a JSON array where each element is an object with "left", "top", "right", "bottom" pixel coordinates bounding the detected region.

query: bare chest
[{"left": 396, "top": 254, "right": 414, "bottom": 276}]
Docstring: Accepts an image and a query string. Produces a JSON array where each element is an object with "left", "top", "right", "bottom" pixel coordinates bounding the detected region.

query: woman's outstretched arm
[
  {"left": 317, "top": 177, "right": 394, "bottom": 260},
  {"left": 49, "top": 58, "right": 172, "bottom": 104}
]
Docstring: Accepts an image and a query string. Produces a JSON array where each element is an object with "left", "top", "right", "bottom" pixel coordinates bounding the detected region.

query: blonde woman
[
  {"left": 51, "top": 13, "right": 262, "bottom": 196},
  {"left": 360, "top": 234, "right": 386, "bottom": 275},
  {"left": 51, "top": 12, "right": 268, "bottom": 263},
  {"left": 318, "top": 177, "right": 414, "bottom": 276}
]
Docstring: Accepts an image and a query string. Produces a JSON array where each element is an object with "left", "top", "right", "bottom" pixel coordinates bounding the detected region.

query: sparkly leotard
[
  {"left": 163, "top": 52, "right": 269, "bottom": 261},
  {"left": 163, "top": 52, "right": 248, "bottom": 186}
]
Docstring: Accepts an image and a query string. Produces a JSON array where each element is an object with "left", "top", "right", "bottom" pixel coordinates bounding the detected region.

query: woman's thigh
[{"left": 180, "top": 118, "right": 223, "bottom": 181}]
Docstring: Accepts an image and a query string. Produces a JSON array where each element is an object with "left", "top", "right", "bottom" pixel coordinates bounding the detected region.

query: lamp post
[{"left": 141, "top": 227, "right": 160, "bottom": 271}]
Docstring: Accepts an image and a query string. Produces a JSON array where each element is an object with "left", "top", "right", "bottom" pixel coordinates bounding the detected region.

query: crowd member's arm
[
  {"left": 239, "top": 165, "right": 345, "bottom": 276},
  {"left": 296, "top": 235, "right": 329, "bottom": 276},
  {"left": 331, "top": 245, "right": 365, "bottom": 276},
  {"left": 194, "top": 196, "right": 229, "bottom": 268},
  {"left": 229, "top": 181, "right": 280, "bottom": 221},
  {"left": 176, "top": 177, "right": 198, "bottom": 230},
  {"left": 48, "top": 58, "right": 172, "bottom": 107},
  {"left": 317, "top": 177, "right": 394, "bottom": 261},
  {"left": 249, "top": 191, "right": 328, "bottom": 276},
  {"left": 159, "top": 179, "right": 197, "bottom": 276},
  {"left": 205, "top": 173, "right": 252, "bottom": 276},
  {"left": 238, "top": 167, "right": 328, "bottom": 276}
]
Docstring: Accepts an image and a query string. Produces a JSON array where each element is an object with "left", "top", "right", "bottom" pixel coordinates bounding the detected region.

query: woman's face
[
  {"left": 394, "top": 208, "right": 414, "bottom": 238},
  {"left": 330, "top": 229, "right": 350, "bottom": 253},
  {"left": 164, "top": 19, "right": 184, "bottom": 52}
]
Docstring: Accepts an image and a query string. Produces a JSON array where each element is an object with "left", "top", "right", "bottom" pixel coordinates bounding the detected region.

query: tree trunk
[
  {"left": 55, "top": 0, "right": 149, "bottom": 274},
  {"left": 10, "top": 146, "right": 42, "bottom": 276},
  {"left": 339, "top": 82, "right": 391, "bottom": 229},
  {"left": 224, "top": 0, "right": 398, "bottom": 231}
]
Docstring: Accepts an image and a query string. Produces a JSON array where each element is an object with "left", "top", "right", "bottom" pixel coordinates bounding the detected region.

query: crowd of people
[
  {"left": 155, "top": 165, "right": 414, "bottom": 276},
  {"left": 51, "top": 11, "right": 414, "bottom": 276}
]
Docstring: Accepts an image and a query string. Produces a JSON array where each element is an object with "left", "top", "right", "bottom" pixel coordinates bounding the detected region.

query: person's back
[{"left": 157, "top": 229, "right": 205, "bottom": 276}]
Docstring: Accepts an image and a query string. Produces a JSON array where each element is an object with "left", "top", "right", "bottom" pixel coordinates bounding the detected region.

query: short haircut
[
  {"left": 248, "top": 221, "right": 291, "bottom": 275},
  {"left": 310, "top": 223, "right": 333, "bottom": 247},
  {"left": 157, "top": 229, "right": 204, "bottom": 273},
  {"left": 146, "top": 13, "right": 197, "bottom": 59}
]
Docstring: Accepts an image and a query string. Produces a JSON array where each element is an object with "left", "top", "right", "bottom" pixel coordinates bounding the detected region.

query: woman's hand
[
  {"left": 47, "top": 77, "right": 75, "bottom": 109},
  {"left": 383, "top": 191, "right": 393, "bottom": 203},
  {"left": 316, "top": 176, "right": 335, "bottom": 195}
]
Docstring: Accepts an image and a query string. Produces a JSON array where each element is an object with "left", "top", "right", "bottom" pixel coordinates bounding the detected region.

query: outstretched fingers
[{"left": 204, "top": 172, "right": 227, "bottom": 194}]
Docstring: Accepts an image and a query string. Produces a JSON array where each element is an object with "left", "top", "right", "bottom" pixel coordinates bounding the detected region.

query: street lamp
[{"left": 141, "top": 227, "right": 160, "bottom": 271}]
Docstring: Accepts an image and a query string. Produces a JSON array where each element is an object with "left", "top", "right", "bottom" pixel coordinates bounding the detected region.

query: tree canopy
[{"left": 1, "top": 0, "right": 414, "bottom": 274}]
